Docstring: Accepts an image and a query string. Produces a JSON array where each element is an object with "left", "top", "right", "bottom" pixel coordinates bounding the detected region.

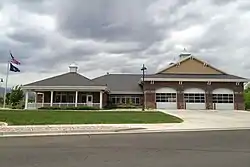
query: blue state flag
[{"left": 9, "top": 63, "right": 20, "bottom": 72}]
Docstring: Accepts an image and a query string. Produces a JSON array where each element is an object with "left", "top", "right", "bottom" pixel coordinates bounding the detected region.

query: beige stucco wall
[{"left": 160, "top": 59, "right": 223, "bottom": 74}]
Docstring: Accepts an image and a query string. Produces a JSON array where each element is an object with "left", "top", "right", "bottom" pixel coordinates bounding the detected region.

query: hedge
[
  {"left": 104, "top": 104, "right": 141, "bottom": 109},
  {"left": 38, "top": 106, "right": 99, "bottom": 110}
]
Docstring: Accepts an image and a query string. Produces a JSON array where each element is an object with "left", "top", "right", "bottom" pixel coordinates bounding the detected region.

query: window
[
  {"left": 54, "top": 94, "right": 59, "bottom": 102},
  {"left": 184, "top": 93, "right": 205, "bottom": 103},
  {"left": 116, "top": 97, "right": 121, "bottom": 104},
  {"left": 135, "top": 98, "right": 140, "bottom": 104},
  {"left": 121, "top": 97, "right": 126, "bottom": 103},
  {"left": 61, "top": 94, "right": 67, "bottom": 103},
  {"left": 126, "top": 98, "right": 130, "bottom": 104},
  {"left": 110, "top": 96, "right": 141, "bottom": 105},
  {"left": 54, "top": 92, "right": 68, "bottom": 103},
  {"left": 156, "top": 93, "right": 177, "bottom": 102},
  {"left": 68, "top": 94, "right": 75, "bottom": 103},
  {"left": 213, "top": 94, "right": 233, "bottom": 103},
  {"left": 87, "top": 96, "right": 92, "bottom": 102},
  {"left": 111, "top": 98, "right": 116, "bottom": 104}
]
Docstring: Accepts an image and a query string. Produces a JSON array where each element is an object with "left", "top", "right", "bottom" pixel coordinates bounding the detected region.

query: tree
[
  {"left": 9, "top": 85, "right": 24, "bottom": 106},
  {"left": 0, "top": 96, "right": 3, "bottom": 104},
  {"left": 5, "top": 92, "right": 10, "bottom": 105},
  {"left": 244, "top": 87, "right": 250, "bottom": 110}
]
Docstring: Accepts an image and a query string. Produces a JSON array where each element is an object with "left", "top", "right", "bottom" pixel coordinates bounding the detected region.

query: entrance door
[{"left": 86, "top": 95, "right": 93, "bottom": 106}]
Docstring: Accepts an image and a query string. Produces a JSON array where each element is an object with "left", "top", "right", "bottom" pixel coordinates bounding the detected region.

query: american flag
[{"left": 10, "top": 51, "right": 21, "bottom": 65}]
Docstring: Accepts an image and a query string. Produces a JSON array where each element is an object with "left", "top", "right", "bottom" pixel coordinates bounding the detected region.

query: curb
[{"left": 1, "top": 127, "right": 250, "bottom": 138}]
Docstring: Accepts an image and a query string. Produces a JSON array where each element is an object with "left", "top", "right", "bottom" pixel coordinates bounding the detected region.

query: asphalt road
[{"left": 0, "top": 130, "right": 250, "bottom": 167}]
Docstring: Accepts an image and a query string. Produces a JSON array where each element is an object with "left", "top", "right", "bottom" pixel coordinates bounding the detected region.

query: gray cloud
[
  {"left": 211, "top": 0, "right": 236, "bottom": 6},
  {"left": 0, "top": 0, "right": 249, "bottom": 86},
  {"left": 7, "top": 28, "right": 46, "bottom": 48},
  {"left": 55, "top": 0, "right": 162, "bottom": 44}
]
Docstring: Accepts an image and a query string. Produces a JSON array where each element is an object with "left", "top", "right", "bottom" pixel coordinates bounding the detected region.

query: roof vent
[
  {"left": 179, "top": 48, "right": 191, "bottom": 59},
  {"left": 69, "top": 63, "right": 78, "bottom": 73}
]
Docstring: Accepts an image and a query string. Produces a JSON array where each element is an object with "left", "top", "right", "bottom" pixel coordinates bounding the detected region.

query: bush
[
  {"left": 244, "top": 89, "right": 250, "bottom": 110},
  {"left": 38, "top": 106, "right": 99, "bottom": 110},
  {"left": 118, "top": 104, "right": 139, "bottom": 109},
  {"left": 104, "top": 103, "right": 141, "bottom": 109},
  {"left": 11, "top": 102, "right": 25, "bottom": 109}
]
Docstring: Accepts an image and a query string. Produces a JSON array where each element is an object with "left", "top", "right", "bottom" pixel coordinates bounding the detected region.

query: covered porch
[
  {"left": 25, "top": 90, "right": 105, "bottom": 109},
  {"left": 22, "top": 83, "right": 108, "bottom": 110},
  {"left": 21, "top": 63, "right": 108, "bottom": 110}
]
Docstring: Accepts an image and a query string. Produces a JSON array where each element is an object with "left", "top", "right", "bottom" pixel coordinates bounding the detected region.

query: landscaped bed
[{"left": 0, "top": 110, "right": 183, "bottom": 125}]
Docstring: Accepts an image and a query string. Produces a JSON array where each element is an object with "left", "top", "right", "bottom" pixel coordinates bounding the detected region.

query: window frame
[{"left": 110, "top": 96, "right": 141, "bottom": 105}]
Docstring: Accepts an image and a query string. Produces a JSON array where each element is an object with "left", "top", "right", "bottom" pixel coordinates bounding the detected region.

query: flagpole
[{"left": 3, "top": 61, "right": 9, "bottom": 108}]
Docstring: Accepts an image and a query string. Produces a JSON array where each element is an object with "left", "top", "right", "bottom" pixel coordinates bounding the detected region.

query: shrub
[
  {"left": 38, "top": 106, "right": 99, "bottom": 110},
  {"left": 11, "top": 102, "right": 25, "bottom": 109},
  {"left": 104, "top": 103, "right": 141, "bottom": 109}
]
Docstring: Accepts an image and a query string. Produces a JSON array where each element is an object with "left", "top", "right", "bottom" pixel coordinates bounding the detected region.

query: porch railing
[{"left": 27, "top": 103, "right": 100, "bottom": 109}]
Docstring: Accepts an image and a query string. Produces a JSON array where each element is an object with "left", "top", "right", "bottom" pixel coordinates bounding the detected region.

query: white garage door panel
[
  {"left": 184, "top": 88, "right": 206, "bottom": 110},
  {"left": 215, "top": 103, "right": 234, "bottom": 110},
  {"left": 156, "top": 102, "right": 177, "bottom": 109},
  {"left": 184, "top": 88, "right": 205, "bottom": 93},
  {"left": 156, "top": 87, "right": 177, "bottom": 109},
  {"left": 213, "top": 88, "right": 233, "bottom": 94},
  {"left": 186, "top": 103, "right": 206, "bottom": 110},
  {"left": 155, "top": 87, "right": 176, "bottom": 93},
  {"left": 212, "top": 88, "right": 234, "bottom": 110}
]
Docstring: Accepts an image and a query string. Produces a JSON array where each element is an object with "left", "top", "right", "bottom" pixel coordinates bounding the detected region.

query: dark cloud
[
  {"left": 55, "top": 0, "right": 162, "bottom": 44},
  {"left": 12, "top": 0, "right": 53, "bottom": 14},
  {"left": 0, "top": 0, "right": 250, "bottom": 86},
  {"left": 211, "top": 0, "right": 236, "bottom": 6},
  {"left": 7, "top": 28, "right": 46, "bottom": 48}
]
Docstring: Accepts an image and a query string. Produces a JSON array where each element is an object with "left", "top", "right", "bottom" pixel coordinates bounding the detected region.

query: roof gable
[
  {"left": 157, "top": 56, "right": 226, "bottom": 75},
  {"left": 24, "top": 72, "right": 104, "bottom": 87}
]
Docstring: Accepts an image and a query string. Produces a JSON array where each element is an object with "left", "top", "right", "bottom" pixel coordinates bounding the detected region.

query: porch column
[
  {"left": 75, "top": 91, "right": 78, "bottom": 107},
  {"left": 99, "top": 91, "right": 103, "bottom": 109},
  {"left": 34, "top": 92, "right": 37, "bottom": 109},
  {"left": 42, "top": 93, "right": 44, "bottom": 107},
  {"left": 34, "top": 92, "right": 37, "bottom": 104},
  {"left": 50, "top": 91, "right": 53, "bottom": 107},
  {"left": 24, "top": 91, "right": 29, "bottom": 109}
]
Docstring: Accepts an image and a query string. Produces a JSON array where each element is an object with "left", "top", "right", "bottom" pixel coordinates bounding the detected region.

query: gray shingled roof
[
  {"left": 145, "top": 74, "right": 248, "bottom": 80},
  {"left": 93, "top": 74, "right": 142, "bottom": 94},
  {"left": 23, "top": 71, "right": 248, "bottom": 90},
  {"left": 24, "top": 72, "right": 105, "bottom": 87}
]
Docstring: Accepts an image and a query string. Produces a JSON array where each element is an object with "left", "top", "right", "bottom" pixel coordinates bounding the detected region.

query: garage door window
[
  {"left": 184, "top": 93, "right": 205, "bottom": 103},
  {"left": 213, "top": 94, "right": 233, "bottom": 103},
  {"left": 156, "top": 93, "right": 176, "bottom": 102}
]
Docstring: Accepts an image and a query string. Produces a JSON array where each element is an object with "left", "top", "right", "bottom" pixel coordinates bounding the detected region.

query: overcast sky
[{"left": 0, "top": 0, "right": 250, "bottom": 87}]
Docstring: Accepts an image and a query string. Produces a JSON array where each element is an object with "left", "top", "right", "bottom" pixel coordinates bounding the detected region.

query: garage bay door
[
  {"left": 184, "top": 88, "right": 206, "bottom": 110},
  {"left": 212, "top": 88, "right": 234, "bottom": 110},
  {"left": 156, "top": 87, "right": 177, "bottom": 109}
]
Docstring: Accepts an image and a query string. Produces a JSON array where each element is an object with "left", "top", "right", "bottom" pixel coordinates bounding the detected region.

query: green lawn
[{"left": 0, "top": 110, "right": 183, "bottom": 125}]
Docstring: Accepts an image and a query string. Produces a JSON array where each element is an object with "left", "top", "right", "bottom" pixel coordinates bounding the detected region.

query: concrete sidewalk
[
  {"left": 1, "top": 110, "right": 250, "bottom": 137},
  {"left": 2, "top": 122, "right": 250, "bottom": 137},
  {"left": 0, "top": 124, "right": 147, "bottom": 137}
]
